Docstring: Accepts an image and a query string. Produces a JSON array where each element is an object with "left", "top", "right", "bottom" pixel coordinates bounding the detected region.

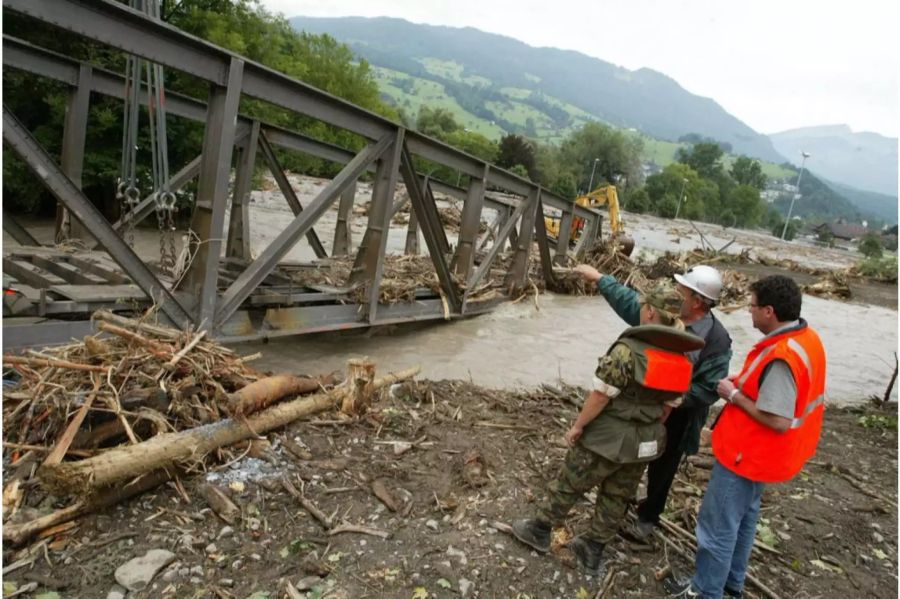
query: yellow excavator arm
[{"left": 575, "top": 185, "right": 623, "bottom": 235}]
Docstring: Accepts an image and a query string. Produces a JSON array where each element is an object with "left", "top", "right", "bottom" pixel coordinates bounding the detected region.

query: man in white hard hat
[{"left": 574, "top": 263, "right": 732, "bottom": 540}]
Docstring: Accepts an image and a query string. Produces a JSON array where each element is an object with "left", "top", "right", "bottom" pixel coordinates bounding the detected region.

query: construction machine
[{"left": 545, "top": 184, "right": 634, "bottom": 256}]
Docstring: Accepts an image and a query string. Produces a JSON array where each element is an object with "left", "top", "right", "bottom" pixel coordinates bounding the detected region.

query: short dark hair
[{"left": 749, "top": 275, "right": 801, "bottom": 322}]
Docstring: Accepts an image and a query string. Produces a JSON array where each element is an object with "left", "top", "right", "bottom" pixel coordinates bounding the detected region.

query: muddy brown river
[{"left": 248, "top": 290, "right": 898, "bottom": 406}]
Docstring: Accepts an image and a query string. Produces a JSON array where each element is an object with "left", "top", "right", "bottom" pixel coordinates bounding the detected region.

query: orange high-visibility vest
[{"left": 712, "top": 321, "right": 826, "bottom": 483}]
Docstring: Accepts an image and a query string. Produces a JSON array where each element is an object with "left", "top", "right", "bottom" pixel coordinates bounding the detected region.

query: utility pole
[
  {"left": 674, "top": 178, "right": 688, "bottom": 220},
  {"left": 587, "top": 158, "right": 599, "bottom": 192},
  {"left": 782, "top": 151, "right": 810, "bottom": 240}
]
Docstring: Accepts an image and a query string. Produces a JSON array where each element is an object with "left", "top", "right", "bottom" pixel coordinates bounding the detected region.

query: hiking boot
[
  {"left": 627, "top": 518, "right": 656, "bottom": 542},
  {"left": 724, "top": 586, "right": 743, "bottom": 598},
  {"left": 568, "top": 536, "right": 605, "bottom": 575},
  {"left": 511, "top": 518, "right": 551, "bottom": 553},
  {"left": 662, "top": 576, "right": 700, "bottom": 598}
]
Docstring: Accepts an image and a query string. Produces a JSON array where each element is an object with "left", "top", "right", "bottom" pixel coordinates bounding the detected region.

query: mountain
[
  {"left": 290, "top": 16, "right": 786, "bottom": 163},
  {"left": 769, "top": 125, "right": 898, "bottom": 197},
  {"left": 823, "top": 179, "right": 897, "bottom": 225}
]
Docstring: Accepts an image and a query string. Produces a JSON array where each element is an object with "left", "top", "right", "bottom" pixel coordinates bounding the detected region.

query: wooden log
[
  {"left": 199, "top": 484, "right": 240, "bottom": 524},
  {"left": 96, "top": 322, "right": 172, "bottom": 356},
  {"left": 340, "top": 359, "right": 375, "bottom": 416},
  {"left": 3, "top": 468, "right": 173, "bottom": 545},
  {"left": 92, "top": 310, "right": 182, "bottom": 340},
  {"left": 2, "top": 355, "right": 108, "bottom": 373},
  {"left": 227, "top": 374, "right": 333, "bottom": 417},
  {"left": 39, "top": 364, "right": 420, "bottom": 495}
]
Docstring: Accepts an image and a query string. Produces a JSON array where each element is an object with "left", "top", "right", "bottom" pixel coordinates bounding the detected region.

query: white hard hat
[{"left": 674, "top": 265, "right": 723, "bottom": 302}]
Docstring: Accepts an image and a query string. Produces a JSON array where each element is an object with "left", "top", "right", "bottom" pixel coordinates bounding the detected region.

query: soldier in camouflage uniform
[{"left": 512, "top": 282, "right": 705, "bottom": 575}]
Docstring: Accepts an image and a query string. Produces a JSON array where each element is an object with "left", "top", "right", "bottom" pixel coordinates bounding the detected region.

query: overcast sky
[{"left": 259, "top": 0, "right": 898, "bottom": 138}]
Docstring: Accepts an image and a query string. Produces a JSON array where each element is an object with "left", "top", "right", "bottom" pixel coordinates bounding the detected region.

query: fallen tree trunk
[
  {"left": 3, "top": 468, "right": 174, "bottom": 546},
  {"left": 39, "top": 363, "right": 419, "bottom": 496},
  {"left": 226, "top": 374, "right": 334, "bottom": 417}
]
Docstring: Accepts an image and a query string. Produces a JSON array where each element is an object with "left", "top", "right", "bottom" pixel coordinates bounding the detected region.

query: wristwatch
[{"left": 728, "top": 388, "right": 740, "bottom": 403}]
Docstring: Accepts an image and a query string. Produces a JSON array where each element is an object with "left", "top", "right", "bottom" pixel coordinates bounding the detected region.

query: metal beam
[
  {"left": 180, "top": 57, "right": 244, "bottom": 329},
  {"left": 351, "top": 130, "right": 404, "bottom": 323},
  {"left": 332, "top": 181, "right": 356, "bottom": 256},
  {"left": 213, "top": 133, "right": 395, "bottom": 328},
  {"left": 533, "top": 196, "right": 557, "bottom": 287},
  {"left": 453, "top": 166, "right": 488, "bottom": 279},
  {"left": 2, "top": 106, "right": 192, "bottom": 327},
  {"left": 506, "top": 188, "right": 541, "bottom": 290},
  {"left": 464, "top": 197, "right": 529, "bottom": 306},
  {"left": 226, "top": 120, "right": 260, "bottom": 260},
  {"left": 554, "top": 209, "right": 575, "bottom": 265},
  {"left": 3, "top": 212, "right": 40, "bottom": 246},
  {"left": 57, "top": 63, "right": 92, "bottom": 242},
  {"left": 257, "top": 131, "right": 327, "bottom": 259},
  {"left": 399, "top": 143, "right": 461, "bottom": 313}
]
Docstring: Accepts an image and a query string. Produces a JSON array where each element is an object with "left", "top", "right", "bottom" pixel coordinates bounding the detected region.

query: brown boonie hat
[{"left": 640, "top": 281, "right": 683, "bottom": 317}]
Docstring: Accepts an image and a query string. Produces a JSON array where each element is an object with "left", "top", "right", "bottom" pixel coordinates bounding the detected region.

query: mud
[{"left": 3, "top": 381, "right": 896, "bottom": 598}]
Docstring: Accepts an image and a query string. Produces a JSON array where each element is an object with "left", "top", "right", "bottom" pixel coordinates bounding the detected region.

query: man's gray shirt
[{"left": 756, "top": 321, "right": 800, "bottom": 419}]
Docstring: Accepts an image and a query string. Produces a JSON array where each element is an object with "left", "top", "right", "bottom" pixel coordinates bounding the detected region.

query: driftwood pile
[{"left": 1, "top": 311, "right": 420, "bottom": 546}]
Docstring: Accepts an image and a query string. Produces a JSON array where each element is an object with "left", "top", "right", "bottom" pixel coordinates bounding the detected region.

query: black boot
[
  {"left": 569, "top": 536, "right": 605, "bottom": 575},
  {"left": 511, "top": 518, "right": 551, "bottom": 553}
]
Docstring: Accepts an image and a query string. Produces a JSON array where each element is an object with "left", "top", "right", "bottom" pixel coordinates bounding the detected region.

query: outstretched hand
[
  {"left": 573, "top": 264, "right": 601, "bottom": 283},
  {"left": 565, "top": 424, "right": 584, "bottom": 447}
]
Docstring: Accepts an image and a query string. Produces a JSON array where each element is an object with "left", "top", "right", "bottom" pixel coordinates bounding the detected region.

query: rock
[
  {"left": 231, "top": 560, "right": 243, "bottom": 571},
  {"left": 205, "top": 543, "right": 218, "bottom": 554},
  {"left": 190, "top": 565, "right": 204, "bottom": 576},
  {"left": 459, "top": 578, "right": 474, "bottom": 598},
  {"left": 426, "top": 519, "right": 439, "bottom": 531},
  {"left": 874, "top": 532, "right": 885, "bottom": 543},
  {"left": 114, "top": 549, "right": 176, "bottom": 592},
  {"left": 106, "top": 585, "right": 128, "bottom": 599},
  {"left": 178, "top": 568, "right": 190, "bottom": 577},
  {"left": 447, "top": 546, "right": 468, "bottom": 566},
  {"left": 296, "top": 576, "right": 323, "bottom": 591},
  {"left": 220, "top": 578, "right": 234, "bottom": 587},
  {"left": 250, "top": 553, "right": 262, "bottom": 561},
  {"left": 218, "top": 526, "right": 234, "bottom": 539},
  {"left": 190, "top": 577, "right": 202, "bottom": 584},
  {"left": 162, "top": 569, "right": 179, "bottom": 583}
]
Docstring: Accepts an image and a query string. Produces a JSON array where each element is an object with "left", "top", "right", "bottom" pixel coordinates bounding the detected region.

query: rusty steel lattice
[{"left": 1, "top": 0, "right": 603, "bottom": 350}]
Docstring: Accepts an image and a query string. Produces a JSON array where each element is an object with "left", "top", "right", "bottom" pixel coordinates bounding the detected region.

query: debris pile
[{"left": 1, "top": 311, "right": 419, "bottom": 546}]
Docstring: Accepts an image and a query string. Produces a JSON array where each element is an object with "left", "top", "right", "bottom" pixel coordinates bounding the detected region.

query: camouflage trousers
[{"left": 537, "top": 442, "right": 645, "bottom": 543}]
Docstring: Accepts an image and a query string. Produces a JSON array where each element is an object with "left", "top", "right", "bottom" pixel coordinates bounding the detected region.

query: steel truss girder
[
  {"left": 2, "top": 106, "right": 192, "bottom": 328},
  {"left": 213, "top": 133, "right": 396, "bottom": 329},
  {"left": 464, "top": 198, "right": 529, "bottom": 305},
  {"left": 2, "top": 36, "right": 596, "bottom": 266}
]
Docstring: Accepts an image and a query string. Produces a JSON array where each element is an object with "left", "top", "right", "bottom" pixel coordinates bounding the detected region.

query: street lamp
[
  {"left": 587, "top": 158, "right": 600, "bottom": 192},
  {"left": 674, "top": 178, "right": 688, "bottom": 220},
  {"left": 782, "top": 151, "right": 810, "bottom": 240}
]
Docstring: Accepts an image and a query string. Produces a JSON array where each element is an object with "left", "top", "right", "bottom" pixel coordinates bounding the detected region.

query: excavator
[{"left": 545, "top": 184, "right": 635, "bottom": 256}]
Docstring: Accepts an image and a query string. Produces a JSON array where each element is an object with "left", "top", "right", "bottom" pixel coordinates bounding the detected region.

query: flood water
[
  {"left": 7, "top": 175, "right": 895, "bottom": 405},
  {"left": 248, "top": 290, "right": 898, "bottom": 406}
]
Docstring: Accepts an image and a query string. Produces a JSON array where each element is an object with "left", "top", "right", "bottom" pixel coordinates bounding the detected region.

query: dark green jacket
[{"left": 596, "top": 275, "right": 732, "bottom": 455}]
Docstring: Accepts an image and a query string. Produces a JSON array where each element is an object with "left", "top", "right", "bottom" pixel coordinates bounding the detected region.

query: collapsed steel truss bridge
[{"left": 1, "top": 0, "right": 603, "bottom": 350}]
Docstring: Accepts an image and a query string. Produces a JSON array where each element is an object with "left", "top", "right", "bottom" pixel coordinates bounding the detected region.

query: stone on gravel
[{"left": 114, "top": 549, "right": 176, "bottom": 591}]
